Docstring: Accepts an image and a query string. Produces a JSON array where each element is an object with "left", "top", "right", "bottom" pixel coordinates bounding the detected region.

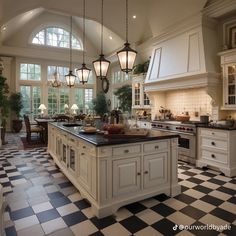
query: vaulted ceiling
[{"left": 0, "top": 0, "right": 208, "bottom": 57}]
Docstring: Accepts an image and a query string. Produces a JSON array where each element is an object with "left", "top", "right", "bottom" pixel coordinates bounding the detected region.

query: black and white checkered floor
[{"left": 1, "top": 134, "right": 235, "bottom": 236}]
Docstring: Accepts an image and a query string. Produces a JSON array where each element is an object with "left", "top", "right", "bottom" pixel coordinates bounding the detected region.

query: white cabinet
[
  {"left": 219, "top": 49, "right": 236, "bottom": 109},
  {"left": 113, "top": 156, "right": 141, "bottom": 197},
  {"left": 132, "top": 74, "right": 150, "bottom": 108},
  {"left": 197, "top": 127, "right": 236, "bottom": 177}
]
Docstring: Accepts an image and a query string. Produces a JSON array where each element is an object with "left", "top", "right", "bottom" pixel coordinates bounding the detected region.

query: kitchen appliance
[
  {"left": 200, "top": 115, "right": 209, "bottom": 123},
  {"left": 151, "top": 120, "right": 201, "bottom": 164}
]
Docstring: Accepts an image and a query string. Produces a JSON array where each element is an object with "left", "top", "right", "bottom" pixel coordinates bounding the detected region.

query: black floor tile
[
  {"left": 91, "top": 216, "right": 117, "bottom": 230},
  {"left": 200, "top": 195, "right": 224, "bottom": 206},
  {"left": 120, "top": 216, "right": 148, "bottom": 234},
  {"left": 227, "top": 196, "right": 236, "bottom": 204},
  {"left": 193, "top": 185, "right": 212, "bottom": 194},
  {"left": 5, "top": 226, "right": 17, "bottom": 236},
  {"left": 125, "top": 202, "right": 147, "bottom": 214},
  {"left": 152, "top": 218, "right": 180, "bottom": 235},
  {"left": 222, "top": 224, "right": 236, "bottom": 236},
  {"left": 63, "top": 211, "right": 87, "bottom": 226},
  {"left": 50, "top": 196, "right": 71, "bottom": 208},
  {"left": 207, "top": 178, "right": 226, "bottom": 186},
  {"left": 10, "top": 207, "right": 34, "bottom": 221},
  {"left": 36, "top": 208, "right": 60, "bottom": 223},
  {"left": 151, "top": 203, "right": 176, "bottom": 217},
  {"left": 217, "top": 186, "right": 236, "bottom": 196},
  {"left": 58, "top": 181, "right": 73, "bottom": 189},
  {"left": 74, "top": 199, "right": 91, "bottom": 210},
  {"left": 187, "top": 177, "right": 204, "bottom": 184},
  {"left": 210, "top": 208, "right": 235, "bottom": 223},
  {"left": 5, "top": 168, "right": 18, "bottom": 173},
  {"left": 154, "top": 193, "right": 170, "bottom": 202},
  {"left": 48, "top": 191, "right": 65, "bottom": 199},
  {"left": 180, "top": 206, "right": 206, "bottom": 220},
  {"left": 9, "top": 175, "right": 24, "bottom": 181},
  {"left": 181, "top": 171, "right": 196, "bottom": 176},
  {"left": 200, "top": 172, "right": 216, "bottom": 177},
  {"left": 174, "top": 193, "right": 196, "bottom": 204},
  {"left": 89, "top": 231, "right": 105, "bottom": 236}
]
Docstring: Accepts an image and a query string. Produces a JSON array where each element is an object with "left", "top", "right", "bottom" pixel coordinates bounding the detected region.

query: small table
[{"left": 35, "top": 118, "right": 55, "bottom": 143}]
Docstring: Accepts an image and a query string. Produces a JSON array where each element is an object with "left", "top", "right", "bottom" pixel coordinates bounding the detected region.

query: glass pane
[
  {"left": 32, "top": 87, "right": 41, "bottom": 118},
  {"left": 85, "top": 89, "right": 93, "bottom": 111},
  {"left": 48, "top": 87, "right": 58, "bottom": 116},
  {"left": 20, "top": 86, "right": 31, "bottom": 116},
  {"left": 75, "top": 89, "right": 84, "bottom": 111}
]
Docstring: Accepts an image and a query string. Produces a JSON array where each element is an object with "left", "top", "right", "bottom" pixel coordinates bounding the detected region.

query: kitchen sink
[{"left": 63, "top": 123, "right": 82, "bottom": 127}]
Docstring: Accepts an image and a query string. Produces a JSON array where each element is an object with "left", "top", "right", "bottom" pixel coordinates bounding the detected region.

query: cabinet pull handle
[
  {"left": 83, "top": 146, "right": 86, "bottom": 149},
  {"left": 211, "top": 154, "right": 216, "bottom": 158},
  {"left": 124, "top": 149, "right": 129, "bottom": 153},
  {"left": 137, "top": 172, "right": 141, "bottom": 176},
  {"left": 211, "top": 142, "right": 215, "bottom": 146},
  {"left": 81, "top": 153, "right": 85, "bottom": 155},
  {"left": 155, "top": 145, "right": 159, "bottom": 149},
  {"left": 144, "top": 171, "right": 148, "bottom": 174},
  {"left": 212, "top": 132, "right": 215, "bottom": 135}
]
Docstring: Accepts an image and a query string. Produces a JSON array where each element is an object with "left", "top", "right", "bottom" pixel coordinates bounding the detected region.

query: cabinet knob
[
  {"left": 225, "top": 102, "right": 228, "bottom": 105},
  {"left": 81, "top": 153, "right": 85, "bottom": 155},
  {"left": 137, "top": 172, "right": 141, "bottom": 176},
  {"left": 144, "top": 171, "right": 149, "bottom": 174},
  {"left": 211, "top": 142, "right": 215, "bottom": 146},
  {"left": 155, "top": 146, "right": 159, "bottom": 149},
  {"left": 124, "top": 149, "right": 129, "bottom": 153},
  {"left": 83, "top": 146, "right": 86, "bottom": 149},
  {"left": 212, "top": 132, "right": 215, "bottom": 135},
  {"left": 211, "top": 154, "right": 216, "bottom": 158}
]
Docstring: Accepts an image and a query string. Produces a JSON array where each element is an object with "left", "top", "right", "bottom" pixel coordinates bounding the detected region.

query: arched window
[{"left": 32, "top": 27, "right": 82, "bottom": 49}]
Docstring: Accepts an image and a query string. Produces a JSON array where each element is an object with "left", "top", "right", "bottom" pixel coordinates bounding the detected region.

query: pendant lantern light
[
  {"left": 76, "top": 0, "right": 91, "bottom": 84},
  {"left": 93, "top": 0, "right": 110, "bottom": 79},
  {"left": 65, "top": 16, "right": 76, "bottom": 87},
  {"left": 51, "top": 71, "right": 61, "bottom": 88},
  {"left": 117, "top": 0, "right": 137, "bottom": 73}
]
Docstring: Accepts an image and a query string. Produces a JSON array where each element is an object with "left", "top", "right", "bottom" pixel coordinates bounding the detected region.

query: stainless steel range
[{"left": 151, "top": 120, "right": 199, "bottom": 164}]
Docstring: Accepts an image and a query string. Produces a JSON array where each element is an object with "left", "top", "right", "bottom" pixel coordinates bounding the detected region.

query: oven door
[{"left": 178, "top": 133, "right": 196, "bottom": 158}]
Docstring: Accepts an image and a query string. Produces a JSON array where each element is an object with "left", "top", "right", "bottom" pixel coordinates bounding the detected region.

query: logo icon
[{"left": 173, "top": 224, "right": 178, "bottom": 231}]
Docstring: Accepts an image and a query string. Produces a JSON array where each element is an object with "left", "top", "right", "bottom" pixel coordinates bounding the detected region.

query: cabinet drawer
[
  {"left": 80, "top": 141, "right": 96, "bottom": 156},
  {"left": 97, "top": 147, "right": 112, "bottom": 157},
  {"left": 201, "top": 137, "right": 228, "bottom": 152},
  {"left": 202, "top": 149, "right": 228, "bottom": 164},
  {"left": 112, "top": 144, "right": 141, "bottom": 157},
  {"left": 143, "top": 141, "right": 168, "bottom": 153},
  {"left": 200, "top": 129, "right": 228, "bottom": 139}
]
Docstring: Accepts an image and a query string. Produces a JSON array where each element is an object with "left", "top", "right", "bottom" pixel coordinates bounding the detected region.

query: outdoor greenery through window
[
  {"left": 20, "top": 63, "right": 41, "bottom": 81},
  {"left": 48, "top": 66, "right": 69, "bottom": 84},
  {"left": 32, "top": 27, "right": 82, "bottom": 49}
]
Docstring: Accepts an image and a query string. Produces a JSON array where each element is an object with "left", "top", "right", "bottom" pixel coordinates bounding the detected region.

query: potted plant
[
  {"left": 9, "top": 92, "right": 23, "bottom": 132},
  {"left": 0, "top": 75, "right": 10, "bottom": 144},
  {"left": 114, "top": 85, "right": 132, "bottom": 112},
  {"left": 92, "top": 92, "right": 108, "bottom": 117}
]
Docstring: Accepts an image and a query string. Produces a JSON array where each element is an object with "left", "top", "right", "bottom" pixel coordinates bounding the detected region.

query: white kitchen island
[{"left": 47, "top": 122, "right": 181, "bottom": 218}]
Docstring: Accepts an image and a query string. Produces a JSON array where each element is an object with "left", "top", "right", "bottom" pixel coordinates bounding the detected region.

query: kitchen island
[{"left": 47, "top": 122, "right": 181, "bottom": 218}]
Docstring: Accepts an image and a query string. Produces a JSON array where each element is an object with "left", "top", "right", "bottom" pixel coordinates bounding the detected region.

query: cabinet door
[
  {"left": 55, "top": 135, "right": 62, "bottom": 161},
  {"left": 61, "top": 141, "right": 67, "bottom": 167},
  {"left": 143, "top": 153, "right": 168, "bottom": 189},
  {"left": 78, "top": 152, "right": 91, "bottom": 192},
  {"left": 113, "top": 156, "right": 141, "bottom": 197},
  {"left": 68, "top": 145, "right": 77, "bottom": 176},
  {"left": 133, "top": 82, "right": 141, "bottom": 107},
  {"left": 224, "top": 64, "right": 236, "bottom": 107}
]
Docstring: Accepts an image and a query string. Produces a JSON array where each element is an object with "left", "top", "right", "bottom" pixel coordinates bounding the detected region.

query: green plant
[
  {"left": 114, "top": 85, "right": 132, "bottom": 112},
  {"left": 92, "top": 92, "right": 108, "bottom": 117},
  {"left": 133, "top": 59, "right": 150, "bottom": 74},
  {"left": 9, "top": 92, "right": 23, "bottom": 119},
  {"left": 0, "top": 75, "right": 10, "bottom": 127}
]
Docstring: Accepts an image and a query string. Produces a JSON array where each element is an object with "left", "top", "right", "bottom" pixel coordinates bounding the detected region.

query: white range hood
[{"left": 144, "top": 16, "right": 221, "bottom": 102}]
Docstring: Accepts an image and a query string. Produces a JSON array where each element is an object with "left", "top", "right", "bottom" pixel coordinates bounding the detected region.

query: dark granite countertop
[
  {"left": 197, "top": 124, "right": 236, "bottom": 130},
  {"left": 49, "top": 122, "right": 179, "bottom": 146}
]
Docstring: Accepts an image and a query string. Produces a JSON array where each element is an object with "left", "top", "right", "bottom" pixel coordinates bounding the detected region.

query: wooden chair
[
  {"left": 74, "top": 114, "right": 86, "bottom": 121},
  {"left": 23, "top": 115, "right": 45, "bottom": 143}
]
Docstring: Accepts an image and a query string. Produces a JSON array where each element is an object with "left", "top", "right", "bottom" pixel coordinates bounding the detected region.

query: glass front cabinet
[
  {"left": 220, "top": 49, "right": 236, "bottom": 109},
  {"left": 132, "top": 74, "right": 150, "bottom": 108}
]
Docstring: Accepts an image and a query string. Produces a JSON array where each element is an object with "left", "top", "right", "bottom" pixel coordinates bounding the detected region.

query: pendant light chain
[
  {"left": 69, "top": 16, "right": 72, "bottom": 70},
  {"left": 126, "top": 0, "right": 128, "bottom": 43},
  {"left": 82, "top": 0, "right": 85, "bottom": 63},
  {"left": 101, "top": 0, "right": 104, "bottom": 54}
]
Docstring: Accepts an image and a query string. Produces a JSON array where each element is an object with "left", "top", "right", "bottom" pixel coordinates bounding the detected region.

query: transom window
[
  {"left": 32, "top": 27, "right": 82, "bottom": 49},
  {"left": 20, "top": 63, "right": 41, "bottom": 81}
]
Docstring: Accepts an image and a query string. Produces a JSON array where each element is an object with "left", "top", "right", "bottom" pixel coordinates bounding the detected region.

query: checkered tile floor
[{"left": 1, "top": 134, "right": 236, "bottom": 236}]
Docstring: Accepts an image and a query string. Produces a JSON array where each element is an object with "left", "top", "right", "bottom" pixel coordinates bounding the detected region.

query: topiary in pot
[
  {"left": 9, "top": 92, "right": 23, "bottom": 132},
  {"left": 92, "top": 92, "right": 108, "bottom": 117},
  {"left": 0, "top": 75, "right": 10, "bottom": 144},
  {"left": 114, "top": 85, "right": 132, "bottom": 112}
]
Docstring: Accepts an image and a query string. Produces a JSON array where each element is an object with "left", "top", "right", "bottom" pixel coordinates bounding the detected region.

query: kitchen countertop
[
  {"left": 49, "top": 122, "right": 179, "bottom": 146},
  {"left": 197, "top": 123, "right": 236, "bottom": 130}
]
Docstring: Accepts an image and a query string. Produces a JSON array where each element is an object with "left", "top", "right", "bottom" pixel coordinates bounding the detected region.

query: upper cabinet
[
  {"left": 219, "top": 49, "right": 236, "bottom": 109},
  {"left": 132, "top": 74, "right": 150, "bottom": 109}
]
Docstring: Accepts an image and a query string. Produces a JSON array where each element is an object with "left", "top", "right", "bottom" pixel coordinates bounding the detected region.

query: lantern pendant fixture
[
  {"left": 65, "top": 16, "right": 76, "bottom": 87},
  {"left": 117, "top": 0, "right": 137, "bottom": 73},
  {"left": 93, "top": 0, "right": 110, "bottom": 80},
  {"left": 76, "top": 0, "right": 91, "bottom": 84},
  {"left": 51, "top": 71, "right": 61, "bottom": 88}
]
